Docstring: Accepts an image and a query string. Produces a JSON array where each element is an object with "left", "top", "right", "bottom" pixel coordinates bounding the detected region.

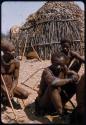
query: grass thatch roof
[{"left": 11, "top": 1, "right": 84, "bottom": 58}]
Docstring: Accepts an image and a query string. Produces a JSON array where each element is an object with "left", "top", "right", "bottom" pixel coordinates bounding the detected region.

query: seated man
[
  {"left": 60, "top": 39, "right": 84, "bottom": 72},
  {"left": 1, "top": 40, "right": 29, "bottom": 103},
  {"left": 35, "top": 52, "right": 79, "bottom": 116}
]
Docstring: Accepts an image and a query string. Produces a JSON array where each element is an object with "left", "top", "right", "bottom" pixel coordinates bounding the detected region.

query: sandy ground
[{"left": 1, "top": 58, "right": 84, "bottom": 124}]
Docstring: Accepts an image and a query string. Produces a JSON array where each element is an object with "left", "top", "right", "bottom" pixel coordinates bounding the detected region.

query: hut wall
[
  {"left": 11, "top": 19, "right": 84, "bottom": 59},
  {"left": 20, "top": 19, "right": 83, "bottom": 59},
  {"left": 10, "top": 2, "right": 84, "bottom": 59}
]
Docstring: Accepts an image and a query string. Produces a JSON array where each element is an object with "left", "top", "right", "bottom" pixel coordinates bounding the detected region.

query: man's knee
[
  {"left": 50, "top": 88, "right": 63, "bottom": 114},
  {"left": 14, "top": 87, "right": 29, "bottom": 99},
  {"left": 22, "top": 90, "right": 29, "bottom": 99},
  {"left": 49, "top": 86, "right": 61, "bottom": 95}
]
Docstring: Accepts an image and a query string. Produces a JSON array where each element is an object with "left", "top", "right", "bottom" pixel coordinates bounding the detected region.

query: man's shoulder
[
  {"left": 11, "top": 58, "right": 20, "bottom": 68},
  {"left": 44, "top": 67, "right": 50, "bottom": 71},
  {"left": 43, "top": 66, "right": 52, "bottom": 74},
  {"left": 15, "top": 59, "right": 20, "bottom": 67},
  {"left": 70, "top": 50, "right": 77, "bottom": 55}
]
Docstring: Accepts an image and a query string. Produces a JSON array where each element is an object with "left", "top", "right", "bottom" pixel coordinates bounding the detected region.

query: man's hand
[
  {"left": 9, "top": 89, "right": 14, "bottom": 99},
  {"left": 71, "top": 74, "right": 79, "bottom": 83}
]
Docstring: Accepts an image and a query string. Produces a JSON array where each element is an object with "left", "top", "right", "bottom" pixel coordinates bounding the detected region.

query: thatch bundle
[
  {"left": 11, "top": 1, "right": 84, "bottom": 59},
  {"left": 24, "top": 2, "right": 84, "bottom": 26}
]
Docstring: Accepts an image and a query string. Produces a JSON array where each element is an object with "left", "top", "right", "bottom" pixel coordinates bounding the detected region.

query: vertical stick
[
  {"left": 1, "top": 74, "right": 18, "bottom": 123},
  {"left": 31, "top": 43, "right": 42, "bottom": 61},
  {"left": 21, "top": 33, "right": 28, "bottom": 60},
  {"left": 22, "top": 40, "right": 27, "bottom": 59}
]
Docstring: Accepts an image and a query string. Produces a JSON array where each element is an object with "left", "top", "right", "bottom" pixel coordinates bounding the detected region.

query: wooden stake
[
  {"left": 31, "top": 43, "right": 42, "bottom": 62},
  {"left": 22, "top": 41, "right": 27, "bottom": 58},
  {"left": 21, "top": 67, "right": 44, "bottom": 84},
  {"left": 62, "top": 90, "right": 76, "bottom": 109},
  {"left": 21, "top": 83, "right": 38, "bottom": 92},
  {"left": 21, "top": 33, "right": 28, "bottom": 61},
  {"left": 1, "top": 74, "right": 18, "bottom": 123}
]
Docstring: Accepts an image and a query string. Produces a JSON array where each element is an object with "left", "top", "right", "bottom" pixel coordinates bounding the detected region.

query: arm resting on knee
[{"left": 51, "top": 78, "right": 73, "bottom": 87}]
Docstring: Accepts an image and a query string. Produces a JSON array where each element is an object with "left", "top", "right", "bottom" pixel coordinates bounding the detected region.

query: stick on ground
[{"left": 1, "top": 74, "right": 18, "bottom": 123}]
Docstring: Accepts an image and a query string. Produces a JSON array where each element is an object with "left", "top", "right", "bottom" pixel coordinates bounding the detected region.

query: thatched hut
[{"left": 11, "top": 1, "right": 84, "bottom": 59}]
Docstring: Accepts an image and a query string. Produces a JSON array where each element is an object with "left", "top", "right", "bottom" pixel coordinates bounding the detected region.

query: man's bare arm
[
  {"left": 43, "top": 68, "right": 56, "bottom": 85},
  {"left": 67, "top": 69, "right": 79, "bottom": 76},
  {"left": 10, "top": 61, "right": 20, "bottom": 95},
  {"left": 43, "top": 68, "right": 74, "bottom": 87},
  {"left": 51, "top": 78, "right": 73, "bottom": 87},
  {"left": 71, "top": 51, "right": 85, "bottom": 63}
]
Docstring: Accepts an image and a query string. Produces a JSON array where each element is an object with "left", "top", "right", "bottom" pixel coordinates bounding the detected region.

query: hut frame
[{"left": 17, "top": 18, "right": 83, "bottom": 60}]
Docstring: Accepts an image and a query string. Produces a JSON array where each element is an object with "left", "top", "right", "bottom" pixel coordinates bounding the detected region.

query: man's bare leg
[
  {"left": 50, "top": 88, "right": 63, "bottom": 114},
  {"left": 38, "top": 86, "right": 63, "bottom": 115},
  {"left": 14, "top": 86, "right": 29, "bottom": 99}
]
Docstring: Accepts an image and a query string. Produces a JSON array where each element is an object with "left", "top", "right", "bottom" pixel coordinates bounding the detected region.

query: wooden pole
[
  {"left": 21, "top": 67, "right": 44, "bottom": 84},
  {"left": 1, "top": 74, "right": 18, "bottom": 123},
  {"left": 21, "top": 83, "right": 38, "bottom": 92},
  {"left": 21, "top": 33, "right": 28, "bottom": 60},
  {"left": 31, "top": 43, "right": 42, "bottom": 62},
  {"left": 23, "top": 41, "right": 27, "bottom": 57},
  {"left": 62, "top": 90, "right": 76, "bottom": 109},
  {"left": 21, "top": 41, "right": 27, "bottom": 60}
]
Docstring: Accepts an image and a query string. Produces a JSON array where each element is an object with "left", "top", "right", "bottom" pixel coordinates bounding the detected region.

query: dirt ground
[{"left": 1, "top": 58, "right": 84, "bottom": 124}]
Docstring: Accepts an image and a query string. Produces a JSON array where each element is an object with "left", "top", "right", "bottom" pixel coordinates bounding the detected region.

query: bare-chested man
[
  {"left": 60, "top": 39, "right": 85, "bottom": 72},
  {"left": 1, "top": 40, "right": 29, "bottom": 103},
  {"left": 35, "top": 52, "right": 79, "bottom": 116}
]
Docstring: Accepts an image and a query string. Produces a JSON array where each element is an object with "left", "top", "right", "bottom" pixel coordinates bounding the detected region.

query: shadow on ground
[
  {"left": 24, "top": 102, "right": 74, "bottom": 124},
  {"left": 24, "top": 102, "right": 51, "bottom": 124}
]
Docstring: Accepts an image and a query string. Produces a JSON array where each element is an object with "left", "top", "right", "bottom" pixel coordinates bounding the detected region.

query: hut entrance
[{"left": 19, "top": 18, "right": 83, "bottom": 60}]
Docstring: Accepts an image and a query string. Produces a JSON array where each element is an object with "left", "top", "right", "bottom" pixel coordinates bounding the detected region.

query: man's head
[
  {"left": 51, "top": 52, "right": 68, "bottom": 76},
  {"left": 51, "top": 52, "right": 67, "bottom": 65},
  {"left": 1, "top": 40, "right": 15, "bottom": 62},
  {"left": 61, "top": 39, "right": 71, "bottom": 54}
]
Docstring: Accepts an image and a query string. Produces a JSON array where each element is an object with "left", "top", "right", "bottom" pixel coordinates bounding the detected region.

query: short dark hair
[
  {"left": 1, "top": 40, "right": 15, "bottom": 52},
  {"left": 51, "top": 52, "right": 67, "bottom": 65},
  {"left": 60, "top": 39, "right": 71, "bottom": 47}
]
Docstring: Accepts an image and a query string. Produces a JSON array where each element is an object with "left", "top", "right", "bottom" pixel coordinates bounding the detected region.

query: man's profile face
[
  {"left": 62, "top": 43, "right": 70, "bottom": 54},
  {"left": 53, "top": 63, "right": 66, "bottom": 76},
  {"left": 3, "top": 50, "right": 15, "bottom": 61}
]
